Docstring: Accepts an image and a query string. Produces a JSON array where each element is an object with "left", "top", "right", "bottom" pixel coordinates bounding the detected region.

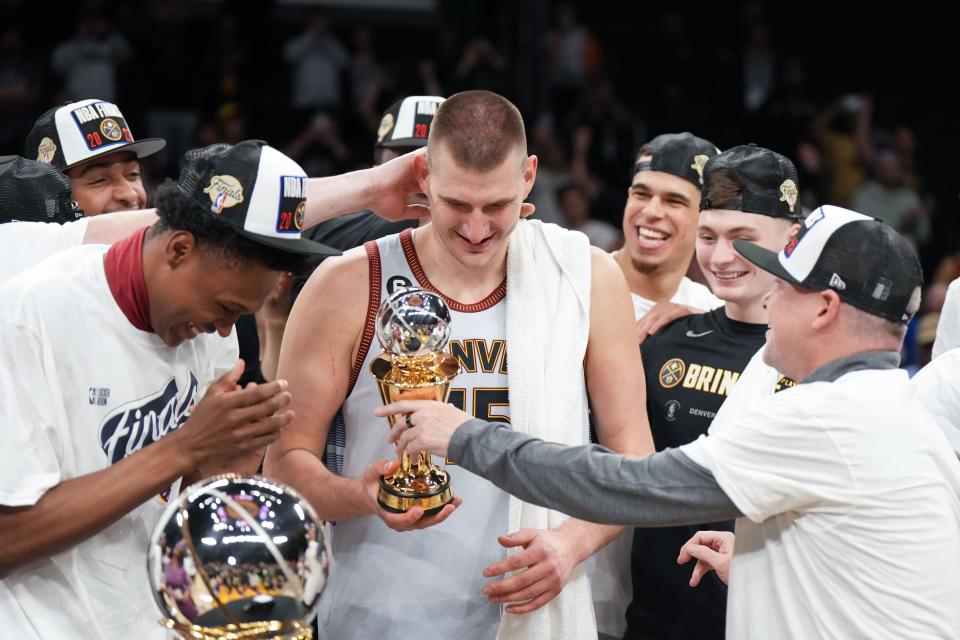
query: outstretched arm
[
  {"left": 82, "top": 209, "right": 158, "bottom": 244},
  {"left": 304, "top": 149, "right": 429, "bottom": 227},
  {"left": 450, "top": 419, "right": 740, "bottom": 527}
]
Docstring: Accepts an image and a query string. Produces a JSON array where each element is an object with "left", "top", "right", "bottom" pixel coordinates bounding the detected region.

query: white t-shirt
[
  {"left": 630, "top": 276, "right": 721, "bottom": 319},
  {"left": 933, "top": 277, "right": 960, "bottom": 358},
  {"left": 0, "top": 245, "right": 238, "bottom": 640},
  {"left": 913, "top": 347, "right": 960, "bottom": 457},
  {"left": 708, "top": 345, "right": 785, "bottom": 434},
  {"left": 683, "top": 368, "right": 960, "bottom": 639},
  {"left": 0, "top": 219, "right": 88, "bottom": 284}
]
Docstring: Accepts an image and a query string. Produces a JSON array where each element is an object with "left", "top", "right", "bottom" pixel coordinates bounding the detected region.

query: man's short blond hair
[{"left": 427, "top": 90, "right": 526, "bottom": 171}]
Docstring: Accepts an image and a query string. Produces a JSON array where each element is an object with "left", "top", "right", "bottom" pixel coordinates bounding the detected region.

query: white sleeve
[
  {"left": 933, "top": 278, "right": 960, "bottom": 359},
  {"left": 683, "top": 387, "right": 851, "bottom": 523},
  {"left": 0, "top": 320, "right": 64, "bottom": 506},
  {"left": 912, "top": 351, "right": 960, "bottom": 457},
  {"left": 0, "top": 221, "right": 89, "bottom": 285}
]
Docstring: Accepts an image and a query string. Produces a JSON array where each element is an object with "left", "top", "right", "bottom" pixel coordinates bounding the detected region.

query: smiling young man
[
  {"left": 265, "top": 90, "right": 650, "bottom": 640},
  {"left": 613, "top": 132, "right": 723, "bottom": 319},
  {"left": 593, "top": 132, "right": 724, "bottom": 639},
  {"left": 628, "top": 145, "right": 800, "bottom": 640},
  {"left": 25, "top": 98, "right": 167, "bottom": 215},
  {"left": 0, "top": 140, "right": 339, "bottom": 640}
]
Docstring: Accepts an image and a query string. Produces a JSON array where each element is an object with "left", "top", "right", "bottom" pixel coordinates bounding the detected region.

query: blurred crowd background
[{"left": 0, "top": 0, "right": 955, "bottom": 369}]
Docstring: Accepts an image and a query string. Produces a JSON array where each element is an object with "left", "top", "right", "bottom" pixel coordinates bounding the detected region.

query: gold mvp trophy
[{"left": 370, "top": 287, "right": 460, "bottom": 515}]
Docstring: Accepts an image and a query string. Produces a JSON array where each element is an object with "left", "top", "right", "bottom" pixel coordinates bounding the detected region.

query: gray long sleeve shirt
[
  {"left": 447, "top": 351, "right": 898, "bottom": 527},
  {"left": 449, "top": 425, "right": 741, "bottom": 526}
]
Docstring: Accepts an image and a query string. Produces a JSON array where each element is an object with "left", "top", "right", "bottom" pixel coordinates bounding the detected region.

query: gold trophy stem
[{"left": 370, "top": 352, "right": 460, "bottom": 515}]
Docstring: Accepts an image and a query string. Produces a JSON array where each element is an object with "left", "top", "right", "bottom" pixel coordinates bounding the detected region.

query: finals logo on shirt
[{"left": 98, "top": 372, "right": 199, "bottom": 464}]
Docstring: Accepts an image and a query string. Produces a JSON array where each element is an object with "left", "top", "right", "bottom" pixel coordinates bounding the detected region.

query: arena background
[{"left": 1, "top": 0, "right": 955, "bottom": 366}]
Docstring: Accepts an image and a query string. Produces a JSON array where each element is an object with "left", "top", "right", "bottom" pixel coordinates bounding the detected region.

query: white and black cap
[
  {"left": 734, "top": 205, "right": 923, "bottom": 324},
  {"left": 177, "top": 140, "right": 340, "bottom": 257},
  {"left": 25, "top": 98, "right": 166, "bottom": 171},
  {"left": 375, "top": 96, "right": 445, "bottom": 149}
]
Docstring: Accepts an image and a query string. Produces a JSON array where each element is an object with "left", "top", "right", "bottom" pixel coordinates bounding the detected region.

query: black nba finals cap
[
  {"left": 632, "top": 132, "right": 721, "bottom": 187},
  {"left": 375, "top": 96, "right": 445, "bottom": 150},
  {"left": 0, "top": 156, "right": 84, "bottom": 224},
  {"left": 734, "top": 205, "right": 922, "bottom": 324},
  {"left": 701, "top": 144, "right": 802, "bottom": 219},
  {"left": 25, "top": 98, "right": 166, "bottom": 172},
  {"left": 176, "top": 140, "right": 341, "bottom": 257}
]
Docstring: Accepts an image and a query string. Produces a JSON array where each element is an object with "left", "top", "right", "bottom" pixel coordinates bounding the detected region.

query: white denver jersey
[{"left": 320, "top": 228, "right": 509, "bottom": 640}]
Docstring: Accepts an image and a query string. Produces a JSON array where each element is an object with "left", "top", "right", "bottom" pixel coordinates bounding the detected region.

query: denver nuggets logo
[
  {"left": 204, "top": 175, "right": 244, "bottom": 213},
  {"left": 659, "top": 357, "right": 686, "bottom": 389},
  {"left": 100, "top": 118, "right": 123, "bottom": 142},
  {"left": 690, "top": 154, "right": 710, "bottom": 184},
  {"left": 377, "top": 113, "right": 395, "bottom": 143},
  {"left": 779, "top": 179, "right": 799, "bottom": 213},
  {"left": 37, "top": 137, "right": 57, "bottom": 164},
  {"left": 294, "top": 201, "right": 305, "bottom": 231}
]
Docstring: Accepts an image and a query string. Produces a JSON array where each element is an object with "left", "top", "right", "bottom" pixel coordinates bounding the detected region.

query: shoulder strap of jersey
[{"left": 346, "top": 240, "right": 382, "bottom": 396}]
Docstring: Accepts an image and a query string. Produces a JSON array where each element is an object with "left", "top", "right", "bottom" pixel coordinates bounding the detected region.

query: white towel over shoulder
[{"left": 497, "top": 219, "right": 596, "bottom": 640}]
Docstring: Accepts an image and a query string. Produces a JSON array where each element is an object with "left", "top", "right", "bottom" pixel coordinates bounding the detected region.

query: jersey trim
[
  {"left": 348, "top": 240, "right": 382, "bottom": 396},
  {"left": 399, "top": 228, "right": 507, "bottom": 313}
]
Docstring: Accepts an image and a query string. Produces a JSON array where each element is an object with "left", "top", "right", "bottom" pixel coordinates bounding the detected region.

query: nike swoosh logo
[{"left": 685, "top": 330, "right": 714, "bottom": 338}]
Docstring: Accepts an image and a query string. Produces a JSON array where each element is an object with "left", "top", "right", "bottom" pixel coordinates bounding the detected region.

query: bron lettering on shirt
[{"left": 677, "top": 361, "right": 740, "bottom": 396}]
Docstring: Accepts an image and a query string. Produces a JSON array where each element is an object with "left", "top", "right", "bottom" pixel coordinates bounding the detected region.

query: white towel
[{"left": 497, "top": 219, "right": 597, "bottom": 640}]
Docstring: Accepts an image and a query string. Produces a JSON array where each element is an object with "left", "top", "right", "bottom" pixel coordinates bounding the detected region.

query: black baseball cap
[
  {"left": 701, "top": 144, "right": 802, "bottom": 219},
  {"left": 0, "top": 155, "right": 84, "bottom": 224},
  {"left": 632, "top": 132, "right": 721, "bottom": 187},
  {"left": 176, "top": 140, "right": 341, "bottom": 257},
  {"left": 734, "top": 205, "right": 922, "bottom": 324},
  {"left": 25, "top": 98, "right": 166, "bottom": 172},
  {"left": 375, "top": 96, "right": 445, "bottom": 149}
]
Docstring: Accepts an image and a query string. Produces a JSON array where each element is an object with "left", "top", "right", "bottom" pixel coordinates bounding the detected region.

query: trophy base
[
  {"left": 165, "top": 618, "right": 312, "bottom": 639},
  {"left": 377, "top": 477, "right": 454, "bottom": 516}
]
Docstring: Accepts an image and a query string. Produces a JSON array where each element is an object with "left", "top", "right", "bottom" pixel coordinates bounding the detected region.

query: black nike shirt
[{"left": 625, "top": 307, "right": 793, "bottom": 640}]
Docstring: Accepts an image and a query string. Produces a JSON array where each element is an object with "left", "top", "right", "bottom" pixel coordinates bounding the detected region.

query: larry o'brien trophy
[
  {"left": 148, "top": 475, "right": 331, "bottom": 639},
  {"left": 370, "top": 287, "right": 461, "bottom": 514}
]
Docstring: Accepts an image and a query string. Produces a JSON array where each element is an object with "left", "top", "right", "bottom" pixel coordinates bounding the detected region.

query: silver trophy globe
[
  {"left": 375, "top": 286, "right": 453, "bottom": 357},
  {"left": 147, "top": 474, "right": 330, "bottom": 639},
  {"left": 369, "top": 287, "right": 461, "bottom": 514}
]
